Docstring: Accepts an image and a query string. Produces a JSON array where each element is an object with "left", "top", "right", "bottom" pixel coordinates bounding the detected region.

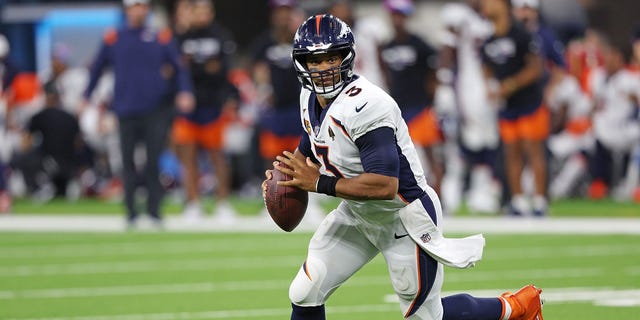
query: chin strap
[{"left": 313, "top": 82, "right": 344, "bottom": 99}]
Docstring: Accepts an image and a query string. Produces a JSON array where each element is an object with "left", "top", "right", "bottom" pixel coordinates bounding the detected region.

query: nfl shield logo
[{"left": 420, "top": 233, "right": 431, "bottom": 243}]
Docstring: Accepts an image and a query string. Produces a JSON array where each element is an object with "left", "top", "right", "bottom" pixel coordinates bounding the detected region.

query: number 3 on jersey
[{"left": 313, "top": 144, "right": 344, "bottom": 178}]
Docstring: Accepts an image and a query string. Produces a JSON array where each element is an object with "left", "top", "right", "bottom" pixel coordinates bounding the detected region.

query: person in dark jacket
[{"left": 83, "top": 0, "right": 194, "bottom": 228}]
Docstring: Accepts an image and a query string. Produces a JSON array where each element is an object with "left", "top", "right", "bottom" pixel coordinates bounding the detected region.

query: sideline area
[{"left": 1, "top": 214, "right": 640, "bottom": 234}]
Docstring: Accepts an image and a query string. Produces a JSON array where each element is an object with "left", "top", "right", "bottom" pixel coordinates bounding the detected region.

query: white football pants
[{"left": 289, "top": 197, "right": 445, "bottom": 320}]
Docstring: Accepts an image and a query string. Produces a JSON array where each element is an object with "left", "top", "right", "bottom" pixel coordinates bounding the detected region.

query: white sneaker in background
[
  {"left": 213, "top": 200, "right": 237, "bottom": 226},
  {"left": 532, "top": 195, "right": 548, "bottom": 217},
  {"left": 182, "top": 201, "right": 203, "bottom": 224},
  {"left": 510, "top": 194, "right": 532, "bottom": 216},
  {"left": 466, "top": 166, "right": 501, "bottom": 214}
]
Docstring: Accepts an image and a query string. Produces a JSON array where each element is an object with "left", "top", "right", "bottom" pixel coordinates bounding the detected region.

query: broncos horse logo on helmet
[{"left": 292, "top": 14, "right": 356, "bottom": 99}]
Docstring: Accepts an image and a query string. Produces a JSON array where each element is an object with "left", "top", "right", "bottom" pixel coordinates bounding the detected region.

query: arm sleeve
[
  {"left": 165, "top": 37, "right": 193, "bottom": 93},
  {"left": 297, "top": 133, "right": 318, "bottom": 162},
  {"left": 84, "top": 42, "right": 110, "bottom": 99},
  {"left": 355, "top": 126, "right": 399, "bottom": 177}
]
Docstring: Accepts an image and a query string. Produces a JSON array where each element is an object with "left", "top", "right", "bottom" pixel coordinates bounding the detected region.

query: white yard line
[
  {"left": 0, "top": 238, "right": 305, "bottom": 259},
  {"left": 1, "top": 215, "right": 640, "bottom": 234},
  {"left": 1, "top": 241, "right": 637, "bottom": 277},
  {"left": 0, "top": 267, "right": 606, "bottom": 300},
  {"left": 488, "top": 243, "right": 640, "bottom": 260},
  {"left": 0, "top": 256, "right": 305, "bottom": 277},
  {"left": 5, "top": 304, "right": 401, "bottom": 320},
  {"left": 1, "top": 237, "right": 638, "bottom": 277}
]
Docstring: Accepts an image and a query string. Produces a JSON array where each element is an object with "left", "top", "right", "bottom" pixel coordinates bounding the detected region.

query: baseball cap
[
  {"left": 511, "top": 0, "right": 539, "bottom": 9},
  {"left": 123, "top": 0, "right": 150, "bottom": 7},
  {"left": 269, "top": 0, "right": 297, "bottom": 8},
  {"left": 384, "top": 0, "right": 414, "bottom": 16}
]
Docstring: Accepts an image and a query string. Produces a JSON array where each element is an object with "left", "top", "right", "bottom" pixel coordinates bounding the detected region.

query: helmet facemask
[{"left": 293, "top": 48, "right": 354, "bottom": 99}]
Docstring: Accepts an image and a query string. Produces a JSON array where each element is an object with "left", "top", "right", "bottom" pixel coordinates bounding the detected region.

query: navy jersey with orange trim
[
  {"left": 178, "top": 23, "right": 238, "bottom": 124},
  {"left": 84, "top": 26, "right": 192, "bottom": 118},
  {"left": 250, "top": 31, "right": 302, "bottom": 136},
  {"left": 381, "top": 33, "right": 437, "bottom": 119},
  {"left": 482, "top": 20, "right": 543, "bottom": 119},
  {"left": 250, "top": 32, "right": 300, "bottom": 110}
]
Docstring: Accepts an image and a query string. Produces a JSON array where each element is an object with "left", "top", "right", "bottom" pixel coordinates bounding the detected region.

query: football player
[
  {"left": 263, "top": 14, "right": 544, "bottom": 320},
  {"left": 546, "top": 73, "right": 593, "bottom": 199},
  {"left": 437, "top": 1, "right": 502, "bottom": 214},
  {"left": 587, "top": 37, "right": 640, "bottom": 200}
]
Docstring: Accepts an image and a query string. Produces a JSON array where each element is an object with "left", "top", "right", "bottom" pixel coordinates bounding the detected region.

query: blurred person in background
[
  {"left": 328, "top": 0, "right": 387, "bottom": 90},
  {"left": 629, "top": 27, "right": 640, "bottom": 202},
  {"left": 511, "top": 0, "right": 566, "bottom": 76},
  {"left": 565, "top": 28, "right": 604, "bottom": 94},
  {"left": 249, "top": 0, "right": 303, "bottom": 167},
  {"left": 47, "top": 43, "right": 87, "bottom": 115},
  {"left": 380, "top": 0, "right": 444, "bottom": 194},
  {"left": 47, "top": 43, "right": 122, "bottom": 200},
  {"left": 587, "top": 37, "right": 640, "bottom": 201},
  {"left": 0, "top": 34, "right": 17, "bottom": 96},
  {"left": 171, "top": 0, "right": 193, "bottom": 37},
  {"left": 480, "top": 0, "right": 548, "bottom": 216},
  {"left": 11, "top": 80, "right": 87, "bottom": 201},
  {"left": 437, "top": 1, "right": 502, "bottom": 214},
  {"left": 83, "top": 0, "right": 194, "bottom": 228},
  {"left": 545, "top": 68, "right": 594, "bottom": 199},
  {"left": 0, "top": 33, "right": 16, "bottom": 213},
  {"left": 510, "top": 0, "right": 594, "bottom": 201},
  {"left": 173, "top": 0, "right": 239, "bottom": 223}
]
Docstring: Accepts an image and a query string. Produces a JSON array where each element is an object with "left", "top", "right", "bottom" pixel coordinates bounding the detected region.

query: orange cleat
[
  {"left": 501, "top": 285, "right": 543, "bottom": 320},
  {"left": 633, "top": 187, "right": 640, "bottom": 203},
  {"left": 588, "top": 180, "right": 608, "bottom": 200}
]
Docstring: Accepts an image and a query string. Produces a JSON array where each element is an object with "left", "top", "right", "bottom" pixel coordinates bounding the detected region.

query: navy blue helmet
[{"left": 292, "top": 14, "right": 356, "bottom": 99}]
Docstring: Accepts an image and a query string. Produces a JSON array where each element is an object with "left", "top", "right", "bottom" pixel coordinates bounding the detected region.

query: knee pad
[
  {"left": 289, "top": 257, "right": 327, "bottom": 306},
  {"left": 389, "top": 264, "right": 418, "bottom": 302}
]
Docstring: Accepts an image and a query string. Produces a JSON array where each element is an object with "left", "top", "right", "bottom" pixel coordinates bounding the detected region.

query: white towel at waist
[{"left": 398, "top": 197, "right": 485, "bottom": 269}]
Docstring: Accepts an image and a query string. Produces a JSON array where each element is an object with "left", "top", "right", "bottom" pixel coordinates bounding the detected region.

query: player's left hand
[{"left": 275, "top": 151, "right": 321, "bottom": 192}]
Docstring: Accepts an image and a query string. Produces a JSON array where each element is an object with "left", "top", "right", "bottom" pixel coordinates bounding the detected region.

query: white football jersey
[
  {"left": 440, "top": 3, "right": 498, "bottom": 150},
  {"left": 548, "top": 75, "right": 592, "bottom": 120},
  {"left": 590, "top": 68, "right": 640, "bottom": 150},
  {"left": 299, "top": 76, "right": 429, "bottom": 216}
]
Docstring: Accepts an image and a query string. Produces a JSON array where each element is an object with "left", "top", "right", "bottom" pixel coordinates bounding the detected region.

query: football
[{"left": 264, "top": 165, "right": 308, "bottom": 232}]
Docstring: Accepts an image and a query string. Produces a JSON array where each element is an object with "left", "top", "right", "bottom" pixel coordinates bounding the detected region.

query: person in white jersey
[
  {"left": 437, "top": 1, "right": 501, "bottom": 214},
  {"left": 587, "top": 38, "right": 640, "bottom": 200},
  {"left": 263, "top": 14, "right": 544, "bottom": 320}
]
